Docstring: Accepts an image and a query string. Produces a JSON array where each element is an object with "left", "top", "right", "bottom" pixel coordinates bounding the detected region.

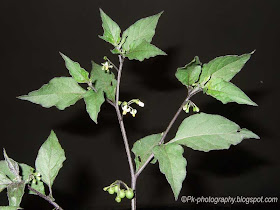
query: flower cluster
[
  {"left": 183, "top": 100, "right": 199, "bottom": 113},
  {"left": 119, "top": 99, "right": 144, "bottom": 117},
  {"left": 31, "top": 172, "right": 42, "bottom": 184}
]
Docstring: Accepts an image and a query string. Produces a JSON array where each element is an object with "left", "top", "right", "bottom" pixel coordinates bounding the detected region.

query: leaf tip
[{"left": 250, "top": 49, "right": 256, "bottom": 55}]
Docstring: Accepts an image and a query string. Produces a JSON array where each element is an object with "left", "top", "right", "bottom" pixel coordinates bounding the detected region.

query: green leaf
[
  {"left": 35, "top": 131, "right": 66, "bottom": 190},
  {"left": 168, "top": 113, "right": 260, "bottom": 152},
  {"left": 205, "top": 78, "right": 257, "bottom": 106},
  {"left": 18, "top": 77, "right": 86, "bottom": 110},
  {"left": 3, "top": 150, "right": 20, "bottom": 182},
  {"left": 0, "top": 206, "right": 22, "bottom": 210},
  {"left": 0, "top": 161, "right": 16, "bottom": 181},
  {"left": 176, "top": 56, "right": 202, "bottom": 87},
  {"left": 121, "top": 11, "right": 163, "bottom": 51},
  {"left": 84, "top": 90, "right": 105, "bottom": 123},
  {"left": 60, "top": 53, "right": 89, "bottom": 83},
  {"left": 153, "top": 144, "right": 187, "bottom": 200},
  {"left": 90, "top": 61, "right": 117, "bottom": 101},
  {"left": 29, "top": 180, "right": 45, "bottom": 195},
  {"left": 19, "top": 164, "right": 33, "bottom": 183},
  {"left": 7, "top": 182, "right": 25, "bottom": 207},
  {"left": 132, "top": 133, "right": 162, "bottom": 171},
  {"left": 0, "top": 172, "right": 12, "bottom": 193},
  {"left": 199, "top": 52, "right": 253, "bottom": 85},
  {"left": 99, "top": 9, "right": 121, "bottom": 46},
  {"left": 125, "top": 40, "right": 166, "bottom": 61}
]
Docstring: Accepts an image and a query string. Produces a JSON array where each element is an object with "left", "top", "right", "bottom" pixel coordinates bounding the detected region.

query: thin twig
[
  {"left": 135, "top": 87, "right": 202, "bottom": 178},
  {"left": 28, "top": 185, "right": 63, "bottom": 210},
  {"left": 106, "top": 57, "right": 119, "bottom": 72},
  {"left": 88, "top": 82, "right": 115, "bottom": 107}
]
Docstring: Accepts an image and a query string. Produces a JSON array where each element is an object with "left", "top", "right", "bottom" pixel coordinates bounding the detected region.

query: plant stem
[
  {"left": 114, "top": 55, "right": 136, "bottom": 210},
  {"left": 135, "top": 87, "right": 201, "bottom": 178},
  {"left": 27, "top": 185, "right": 63, "bottom": 210},
  {"left": 88, "top": 82, "right": 115, "bottom": 107}
]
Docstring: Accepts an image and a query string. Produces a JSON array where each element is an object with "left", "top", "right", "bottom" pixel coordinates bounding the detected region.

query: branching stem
[
  {"left": 114, "top": 53, "right": 201, "bottom": 210},
  {"left": 135, "top": 87, "right": 201, "bottom": 178}
]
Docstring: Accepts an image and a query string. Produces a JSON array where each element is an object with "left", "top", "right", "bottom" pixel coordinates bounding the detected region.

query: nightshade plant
[{"left": 0, "top": 9, "right": 259, "bottom": 210}]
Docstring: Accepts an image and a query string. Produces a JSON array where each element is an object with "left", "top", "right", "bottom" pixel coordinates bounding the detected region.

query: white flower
[
  {"left": 122, "top": 104, "right": 131, "bottom": 115},
  {"left": 101, "top": 61, "right": 113, "bottom": 71},
  {"left": 130, "top": 109, "right": 137, "bottom": 117},
  {"left": 138, "top": 100, "right": 144, "bottom": 107}
]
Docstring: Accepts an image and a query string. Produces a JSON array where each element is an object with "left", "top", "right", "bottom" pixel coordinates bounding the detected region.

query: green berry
[
  {"left": 108, "top": 187, "right": 115, "bottom": 194},
  {"left": 115, "top": 196, "right": 121, "bottom": 203},
  {"left": 118, "top": 189, "right": 126, "bottom": 198},
  {"left": 114, "top": 185, "right": 120, "bottom": 193},
  {"left": 125, "top": 189, "right": 134, "bottom": 199}
]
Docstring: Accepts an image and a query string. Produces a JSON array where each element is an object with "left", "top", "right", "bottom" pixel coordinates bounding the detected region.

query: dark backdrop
[{"left": 1, "top": 0, "right": 280, "bottom": 209}]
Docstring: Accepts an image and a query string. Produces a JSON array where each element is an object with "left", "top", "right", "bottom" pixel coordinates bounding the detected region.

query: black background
[{"left": 1, "top": 0, "right": 280, "bottom": 209}]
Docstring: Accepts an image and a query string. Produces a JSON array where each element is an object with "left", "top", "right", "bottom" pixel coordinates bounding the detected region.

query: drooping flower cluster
[{"left": 119, "top": 99, "right": 144, "bottom": 117}]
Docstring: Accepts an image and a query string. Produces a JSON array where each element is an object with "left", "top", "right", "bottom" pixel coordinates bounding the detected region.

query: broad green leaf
[
  {"left": 205, "top": 78, "right": 257, "bottom": 106},
  {"left": 90, "top": 61, "right": 117, "bottom": 101},
  {"left": 121, "top": 12, "right": 163, "bottom": 51},
  {"left": 60, "top": 53, "right": 89, "bottom": 83},
  {"left": 176, "top": 56, "right": 202, "bottom": 87},
  {"left": 18, "top": 77, "right": 86, "bottom": 110},
  {"left": 168, "top": 113, "right": 260, "bottom": 152},
  {"left": 7, "top": 182, "right": 25, "bottom": 207},
  {"left": 84, "top": 90, "right": 105, "bottom": 123},
  {"left": 3, "top": 150, "right": 20, "bottom": 182},
  {"left": 153, "top": 144, "right": 187, "bottom": 200},
  {"left": 0, "top": 207, "right": 22, "bottom": 210},
  {"left": 35, "top": 131, "right": 66, "bottom": 189},
  {"left": 199, "top": 52, "right": 253, "bottom": 85},
  {"left": 132, "top": 133, "right": 162, "bottom": 171},
  {"left": 0, "top": 161, "right": 16, "bottom": 181},
  {"left": 125, "top": 40, "right": 166, "bottom": 61},
  {"left": 99, "top": 9, "right": 121, "bottom": 46},
  {"left": 0, "top": 172, "right": 12, "bottom": 193},
  {"left": 29, "top": 180, "right": 45, "bottom": 195}
]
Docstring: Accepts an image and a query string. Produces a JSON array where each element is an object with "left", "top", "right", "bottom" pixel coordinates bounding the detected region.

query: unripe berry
[
  {"left": 108, "top": 187, "right": 115, "bottom": 194},
  {"left": 125, "top": 189, "right": 134, "bottom": 199},
  {"left": 115, "top": 196, "right": 121, "bottom": 203}
]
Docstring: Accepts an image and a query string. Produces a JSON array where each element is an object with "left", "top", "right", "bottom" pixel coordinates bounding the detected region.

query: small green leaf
[
  {"left": 121, "top": 11, "right": 163, "bottom": 51},
  {"left": 90, "top": 61, "right": 117, "bottom": 101},
  {"left": 0, "top": 161, "right": 16, "bottom": 181},
  {"left": 19, "top": 164, "right": 33, "bottom": 183},
  {"left": 99, "top": 9, "right": 121, "bottom": 46},
  {"left": 35, "top": 131, "right": 66, "bottom": 190},
  {"left": 153, "top": 144, "right": 187, "bottom": 200},
  {"left": 60, "top": 53, "right": 89, "bottom": 83},
  {"left": 199, "top": 52, "right": 253, "bottom": 85},
  {"left": 132, "top": 133, "right": 162, "bottom": 171},
  {"left": 18, "top": 77, "right": 86, "bottom": 110},
  {"left": 7, "top": 182, "right": 25, "bottom": 207},
  {"left": 3, "top": 150, "right": 20, "bottom": 182},
  {"left": 125, "top": 40, "right": 166, "bottom": 61},
  {"left": 168, "top": 113, "right": 260, "bottom": 152},
  {"left": 84, "top": 90, "right": 105, "bottom": 123},
  {"left": 0, "top": 172, "right": 12, "bottom": 193},
  {"left": 176, "top": 56, "right": 202, "bottom": 87},
  {"left": 29, "top": 180, "right": 45, "bottom": 196},
  {"left": 205, "top": 78, "right": 257, "bottom": 106}
]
